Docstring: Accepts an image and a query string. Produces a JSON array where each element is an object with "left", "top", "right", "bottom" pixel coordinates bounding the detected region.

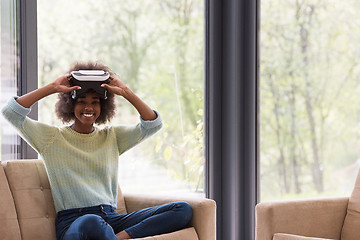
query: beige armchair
[
  {"left": 0, "top": 159, "right": 216, "bottom": 240},
  {"left": 255, "top": 169, "right": 360, "bottom": 240}
]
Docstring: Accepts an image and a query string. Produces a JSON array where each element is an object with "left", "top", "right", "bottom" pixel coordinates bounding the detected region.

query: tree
[{"left": 260, "top": 0, "right": 360, "bottom": 200}]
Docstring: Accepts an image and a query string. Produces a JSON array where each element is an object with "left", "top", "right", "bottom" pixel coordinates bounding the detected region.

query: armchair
[
  {"left": 256, "top": 168, "right": 360, "bottom": 240},
  {"left": 0, "top": 159, "right": 216, "bottom": 240}
]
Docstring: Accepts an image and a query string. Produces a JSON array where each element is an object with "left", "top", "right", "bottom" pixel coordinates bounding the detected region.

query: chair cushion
[
  {"left": 273, "top": 233, "right": 336, "bottom": 240},
  {"left": 0, "top": 161, "right": 21, "bottom": 240},
  {"left": 135, "top": 227, "right": 198, "bottom": 239},
  {"left": 341, "top": 168, "right": 360, "bottom": 240},
  {"left": 116, "top": 185, "right": 127, "bottom": 214}
]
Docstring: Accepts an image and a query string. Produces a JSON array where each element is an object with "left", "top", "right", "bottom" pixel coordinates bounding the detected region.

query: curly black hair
[{"left": 55, "top": 61, "right": 116, "bottom": 124}]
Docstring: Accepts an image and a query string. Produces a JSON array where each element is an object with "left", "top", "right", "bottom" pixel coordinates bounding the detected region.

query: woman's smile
[
  {"left": 82, "top": 113, "right": 95, "bottom": 117},
  {"left": 80, "top": 112, "right": 97, "bottom": 119}
]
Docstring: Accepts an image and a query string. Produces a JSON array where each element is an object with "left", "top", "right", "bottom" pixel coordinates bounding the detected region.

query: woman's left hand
[
  {"left": 101, "top": 76, "right": 129, "bottom": 97},
  {"left": 102, "top": 76, "right": 157, "bottom": 120}
]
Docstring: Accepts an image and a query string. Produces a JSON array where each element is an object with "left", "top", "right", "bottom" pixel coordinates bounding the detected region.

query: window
[
  {"left": 0, "top": 0, "right": 21, "bottom": 160},
  {"left": 37, "top": 0, "right": 204, "bottom": 194},
  {"left": 260, "top": 0, "right": 360, "bottom": 201}
]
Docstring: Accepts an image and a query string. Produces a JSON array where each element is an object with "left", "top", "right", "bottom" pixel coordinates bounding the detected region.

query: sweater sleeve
[
  {"left": 114, "top": 110, "right": 163, "bottom": 155},
  {"left": 1, "top": 97, "right": 58, "bottom": 154}
]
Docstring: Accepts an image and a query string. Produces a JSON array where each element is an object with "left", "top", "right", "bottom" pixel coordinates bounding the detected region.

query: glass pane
[
  {"left": 0, "top": 0, "right": 21, "bottom": 161},
  {"left": 260, "top": 0, "right": 360, "bottom": 201},
  {"left": 37, "top": 0, "right": 204, "bottom": 195}
]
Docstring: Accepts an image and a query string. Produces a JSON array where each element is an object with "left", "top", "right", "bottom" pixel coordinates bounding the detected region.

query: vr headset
[{"left": 69, "top": 70, "right": 110, "bottom": 99}]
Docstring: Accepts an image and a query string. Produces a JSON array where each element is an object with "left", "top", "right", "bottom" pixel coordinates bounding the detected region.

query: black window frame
[
  {"left": 19, "top": 0, "right": 38, "bottom": 159},
  {"left": 205, "top": 0, "right": 259, "bottom": 239}
]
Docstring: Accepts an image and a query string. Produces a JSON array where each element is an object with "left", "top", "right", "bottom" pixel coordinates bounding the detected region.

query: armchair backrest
[
  {"left": 0, "top": 161, "right": 21, "bottom": 240},
  {"left": 341, "top": 166, "right": 360, "bottom": 240},
  {"left": 3, "top": 159, "right": 57, "bottom": 240}
]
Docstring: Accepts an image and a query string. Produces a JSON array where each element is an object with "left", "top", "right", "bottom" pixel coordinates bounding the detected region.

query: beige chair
[
  {"left": 0, "top": 159, "right": 216, "bottom": 240},
  {"left": 255, "top": 168, "right": 360, "bottom": 240}
]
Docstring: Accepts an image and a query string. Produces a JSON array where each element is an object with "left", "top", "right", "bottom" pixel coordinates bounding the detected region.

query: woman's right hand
[
  {"left": 16, "top": 74, "right": 80, "bottom": 108},
  {"left": 50, "top": 74, "right": 81, "bottom": 93}
]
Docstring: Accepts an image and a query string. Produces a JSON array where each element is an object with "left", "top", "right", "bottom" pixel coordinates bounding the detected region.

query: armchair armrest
[
  {"left": 123, "top": 193, "right": 216, "bottom": 240},
  {"left": 256, "top": 197, "right": 349, "bottom": 240}
]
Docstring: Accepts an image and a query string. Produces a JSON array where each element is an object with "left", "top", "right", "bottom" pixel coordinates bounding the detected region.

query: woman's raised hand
[
  {"left": 16, "top": 74, "right": 79, "bottom": 108},
  {"left": 101, "top": 76, "right": 157, "bottom": 121},
  {"left": 101, "top": 76, "right": 129, "bottom": 97},
  {"left": 51, "top": 74, "right": 81, "bottom": 93}
]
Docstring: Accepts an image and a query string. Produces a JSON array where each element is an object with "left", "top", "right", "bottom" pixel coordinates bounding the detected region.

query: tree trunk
[
  {"left": 297, "top": 2, "right": 324, "bottom": 192},
  {"left": 269, "top": 77, "right": 290, "bottom": 193},
  {"left": 290, "top": 83, "right": 301, "bottom": 193}
]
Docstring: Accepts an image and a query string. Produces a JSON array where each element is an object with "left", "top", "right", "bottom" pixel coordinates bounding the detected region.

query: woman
[{"left": 1, "top": 62, "right": 192, "bottom": 240}]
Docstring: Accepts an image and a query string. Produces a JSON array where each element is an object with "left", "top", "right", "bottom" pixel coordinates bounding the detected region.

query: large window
[
  {"left": 260, "top": 0, "right": 360, "bottom": 201},
  {"left": 37, "top": 0, "right": 204, "bottom": 194},
  {"left": 0, "top": 0, "right": 21, "bottom": 161}
]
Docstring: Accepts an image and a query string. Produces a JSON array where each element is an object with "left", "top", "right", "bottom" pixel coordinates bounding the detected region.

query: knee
[
  {"left": 64, "top": 214, "right": 116, "bottom": 240},
  {"left": 80, "top": 214, "right": 117, "bottom": 239},
  {"left": 175, "top": 202, "right": 193, "bottom": 227},
  {"left": 78, "top": 214, "right": 104, "bottom": 231}
]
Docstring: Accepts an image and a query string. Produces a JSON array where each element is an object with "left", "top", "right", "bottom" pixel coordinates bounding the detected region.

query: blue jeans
[{"left": 55, "top": 202, "right": 193, "bottom": 240}]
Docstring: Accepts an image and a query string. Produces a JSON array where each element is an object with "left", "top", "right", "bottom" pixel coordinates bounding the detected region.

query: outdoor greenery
[
  {"left": 37, "top": 0, "right": 360, "bottom": 199},
  {"left": 37, "top": 0, "right": 204, "bottom": 193},
  {"left": 261, "top": 0, "right": 360, "bottom": 201}
]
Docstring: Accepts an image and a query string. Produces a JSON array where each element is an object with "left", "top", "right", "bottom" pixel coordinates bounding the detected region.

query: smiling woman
[{"left": 1, "top": 57, "right": 196, "bottom": 239}]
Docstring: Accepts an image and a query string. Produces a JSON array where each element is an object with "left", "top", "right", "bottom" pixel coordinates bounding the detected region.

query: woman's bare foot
[{"left": 116, "top": 230, "right": 131, "bottom": 240}]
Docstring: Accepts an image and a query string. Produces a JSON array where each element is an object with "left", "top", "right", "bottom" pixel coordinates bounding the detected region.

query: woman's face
[{"left": 73, "top": 92, "right": 101, "bottom": 128}]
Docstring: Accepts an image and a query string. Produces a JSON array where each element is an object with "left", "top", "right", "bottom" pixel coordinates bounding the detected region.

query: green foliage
[
  {"left": 261, "top": 0, "right": 360, "bottom": 201},
  {"left": 37, "top": 0, "right": 204, "bottom": 192}
]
